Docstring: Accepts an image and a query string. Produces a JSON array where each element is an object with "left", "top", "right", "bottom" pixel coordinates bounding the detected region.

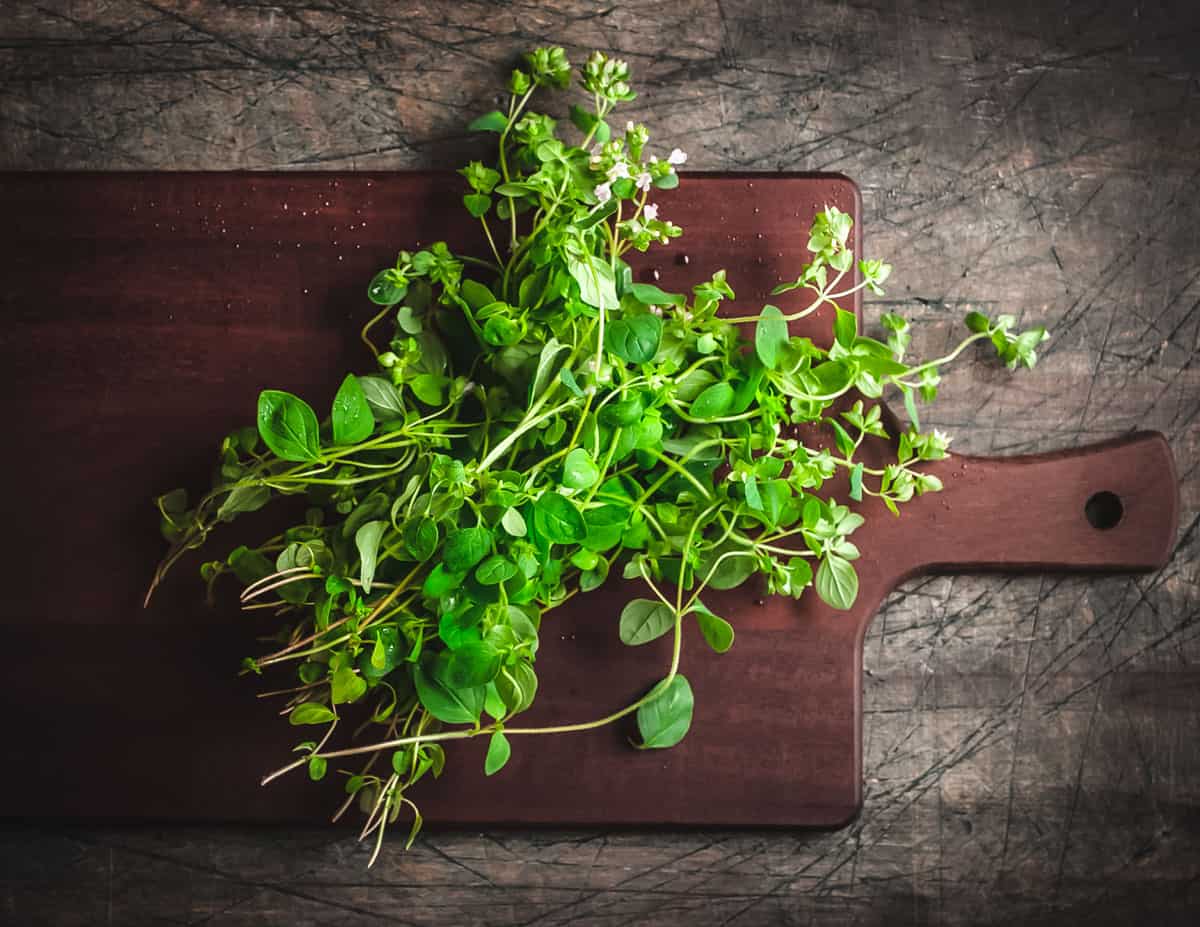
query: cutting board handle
[{"left": 898, "top": 431, "right": 1178, "bottom": 576}]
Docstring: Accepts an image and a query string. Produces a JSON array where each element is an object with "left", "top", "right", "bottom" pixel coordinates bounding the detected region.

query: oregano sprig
[{"left": 147, "top": 47, "right": 1047, "bottom": 866}]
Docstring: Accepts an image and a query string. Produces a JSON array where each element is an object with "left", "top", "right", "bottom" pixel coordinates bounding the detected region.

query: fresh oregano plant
[{"left": 148, "top": 47, "right": 1047, "bottom": 865}]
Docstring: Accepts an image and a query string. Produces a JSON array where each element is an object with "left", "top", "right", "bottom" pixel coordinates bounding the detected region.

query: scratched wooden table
[{"left": 1, "top": 2, "right": 1198, "bottom": 925}]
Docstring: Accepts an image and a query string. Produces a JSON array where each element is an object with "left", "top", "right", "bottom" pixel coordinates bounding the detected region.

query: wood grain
[{"left": 1, "top": 1, "right": 1198, "bottom": 924}]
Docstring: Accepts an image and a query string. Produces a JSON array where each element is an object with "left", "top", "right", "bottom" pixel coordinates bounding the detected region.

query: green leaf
[
  {"left": 217, "top": 483, "right": 270, "bottom": 522},
  {"left": 341, "top": 493, "right": 387, "bottom": 540},
  {"left": 257, "top": 390, "right": 321, "bottom": 462},
  {"left": 443, "top": 641, "right": 501, "bottom": 688},
  {"left": 692, "top": 603, "right": 734, "bottom": 653},
  {"left": 754, "top": 304, "right": 789, "bottom": 369},
  {"left": 964, "top": 310, "right": 990, "bottom": 333},
  {"left": 367, "top": 638, "right": 386, "bottom": 672},
  {"left": 653, "top": 171, "right": 680, "bottom": 190},
  {"left": 743, "top": 474, "right": 762, "bottom": 510},
  {"left": 331, "top": 667, "right": 367, "bottom": 705},
  {"left": 569, "top": 257, "right": 619, "bottom": 312},
  {"left": 530, "top": 337, "right": 569, "bottom": 404},
  {"left": 619, "top": 598, "right": 675, "bottom": 646},
  {"left": 367, "top": 268, "right": 407, "bottom": 306},
  {"left": 476, "top": 555, "right": 517, "bottom": 585},
  {"left": 562, "top": 448, "right": 600, "bottom": 489},
  {"left": 833, "top": 307, "right": 857, "bottom": 348},
  {"left": 605, "top": 313, "right": 662, "bottom": 364},
  {"left": 439, "top": 606, "right": 482, "bottom": 650},
  {"left": 582, "top": 504, "right": 628, "bottom": 551},
  {"left": 422, "top": 563, "right": 464, "bottom": 599},
  {"left": 354, "top": 520, "right": 386, "bottom": 594},
  {"left": 501, "top": 507, "right": 527, "bottom": 538},
  {"left": 690, "top": 382, "right": 734, "bottom": 419},
  {"left": 576, "top": 198, "right": 618, "bottom": 231},
  {"left": 533, "top": 493, "right": 586, "bottom": 544},
  {"left": 902, "top": 386, "right": 921, "bottom": 431},
  {"left": 704, "top": 550, "right": 756, "bottom": 590},
  {"left": 484, "top": 731, "right": 512, "bottom": 776},
  {"left": 410, "top": 373, "right": 447, "bottom": 406},
  {"left": 331, "top": 374, "right": 375, "bottom": 445},
  {"left": 848, "top": 463, "right": 864, "bottom": 503},
  {"left": 760, "top": 479, "right": 790, "bottom": 526},
  {"left": 482, "top": 315, "right": 520, "bottom": 347},
  {"left": 599, "top": 393, "right": 645, "bottom": 427},
  {"left": 785, "top": 557, "right": 813, "bottom": 596},
  {"left": 463, "top": 193, "right": 491, "bottom": 218},
  {"left": 580, "top": 558, "right": 609, "bottom": 592},
  {"left": 810, "top": 360, "right": 853, "bottom": 396},
  {"left": 227, "top": 545, "right": 274, "bottom": 585},
  {"left": 636, "top": 675, "right": 693, "bottom": 749},
  {"left": 403, "top": 517, "right": 439, "bottom": 561},
  {"left": 358, "top": 376, "right": 405, "bottom": 420},
  {"left": 628, "top": 283, "right": 684, "bottom": 307},
  {"left": 675, "top": 368, "right": 718, "bottom": 402},
  {"left": 307, "top": 756, "right": 327, "bottom": 781},
  {"left": 157, "top": 487, "right": 188, "bottom": 517},
  {"left": 731, "top": 357, "right": 766, "bottom": 414},
  {"left": 361, "top": 626, "right": 401, "bottom": 678},
  {"left": 289, "top": 702, "right": 336, "bottom": 725},
  {"left": 829, "top": 419, "right": 854, "bottom": 457},
  {"left": 468, "top": 110, "right": 508, "bottom": 133},
  {"left": 442, "top": 525, "right": 492, "bottom": 572},
  {"left": 559, "top": 367, "right": 585, "bottom": 397},
  {"left": 460, "top": 278, "right": 496, "bottom": 310},
  {"left": 504, "top": 605, "right": 540, "bottom": 653},
  {"left": 569, "top": 103, "right": 610, "bottom": 143},
  {"left": 495, "top": 661, "right": 538, "bottom": 715},
  {"left": 414, "top": 662, "right": 484, "bottom": 724},
  {"left": 484, "top": 683, "right": 507, "bottom": 721},
  {"left": 816, "top": 554, "right": 858, "bottom": 610},
  {"left": 572, "top": 548, "right": 600, "bottom": 571}
]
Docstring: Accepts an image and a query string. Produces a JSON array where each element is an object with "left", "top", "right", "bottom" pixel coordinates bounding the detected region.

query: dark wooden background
[{"left": 1, "top": 1, "right": 1197, "bottom": 924}]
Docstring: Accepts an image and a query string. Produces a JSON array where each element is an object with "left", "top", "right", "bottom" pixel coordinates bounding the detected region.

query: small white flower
[
  {"left": 649, "top": 154, "right": 658, "bottom": 164},
  {"left": 643, "top": 203, "right": 659, "bottom": 221},
  {"left": 589, "top": 154, "right": 602, "bottom": 167},
  {"left": 933, "top": 428, "right": 953, "bottom": 447},
  {"left": 607, "top": 161, "right": 630, "bottom": 181},
  {"left": 463, "top": 381, "right": 476, "bottom": 395},
  {"left": 635, "top": 171, "right": 652, "bottom": 192},
  {"left": 594, "top": 181, "right": 612, "bottom": 204},
  {"left": 680, "top": 309, "right": 692, "bottom": 322},
  {"left": 650, "top": 305, "right": 662, "bottom": 316},
  {"left": 625, "top": 120, "right": 635, "bottom": 132},
  {"left": 667, "top": 148, "right": 688, "bottom": 166}
]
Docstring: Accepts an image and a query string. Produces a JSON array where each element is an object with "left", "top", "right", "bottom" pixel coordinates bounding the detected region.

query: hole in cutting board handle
[{"left": 1085, "top": 491, "right": 1123, "bottom": 530}]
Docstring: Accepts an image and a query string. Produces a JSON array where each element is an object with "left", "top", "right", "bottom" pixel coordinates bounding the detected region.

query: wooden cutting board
[{"left": 0, "top": 172, "right": 1178, "bottom": 827}]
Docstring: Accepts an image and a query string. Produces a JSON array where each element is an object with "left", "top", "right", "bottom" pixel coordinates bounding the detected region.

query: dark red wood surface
[{"left": 0, "top": 173, "right": 1178, "bottom": 827}]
